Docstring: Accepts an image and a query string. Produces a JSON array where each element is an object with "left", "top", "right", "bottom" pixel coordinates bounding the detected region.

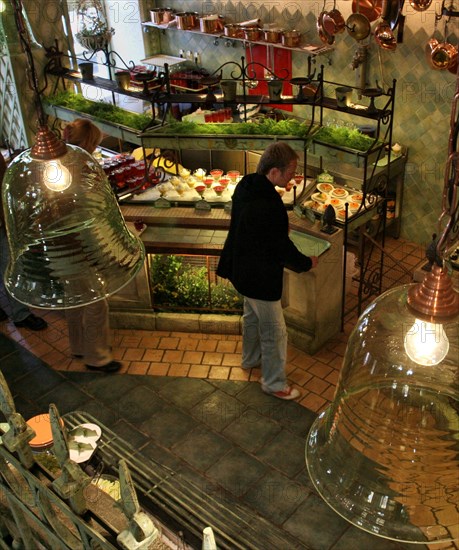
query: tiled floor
[
  {"left": 2, "top": 235, "right": 457, "bottom": 550},
  {"left": 0, "top": 236, "right": 425, "bottom": 416}
]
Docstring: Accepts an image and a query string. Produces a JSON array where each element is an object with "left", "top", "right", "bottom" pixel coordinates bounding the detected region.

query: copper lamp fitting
[
  {"left": 407, "top": 264, "right": 459, "bottom": 321},
  {"left": 31, "top": 126, "right": 67, "bottom": 160}
]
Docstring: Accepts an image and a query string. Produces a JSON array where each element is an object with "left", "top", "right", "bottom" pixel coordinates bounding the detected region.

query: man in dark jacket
[{"left": 217, "top": 142, "right": 318, "bottom": 400}]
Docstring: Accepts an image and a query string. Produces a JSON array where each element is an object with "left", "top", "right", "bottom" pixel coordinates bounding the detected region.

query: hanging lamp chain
[
  {"left": 10, "top": 0, "right": 67, "bottom": 158},
  {"left": 10, "top": 0, "right": 47, "bottom": 127}
]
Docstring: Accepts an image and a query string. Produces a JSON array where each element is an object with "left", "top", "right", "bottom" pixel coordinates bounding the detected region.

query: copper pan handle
[{"left": 381, "top": 0, "right": 390, "bottom": 19}]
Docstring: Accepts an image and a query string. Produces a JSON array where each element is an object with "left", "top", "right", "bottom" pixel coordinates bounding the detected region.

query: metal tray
[{"left": 141, "top": 55, "right": 187, "bottom": 68}]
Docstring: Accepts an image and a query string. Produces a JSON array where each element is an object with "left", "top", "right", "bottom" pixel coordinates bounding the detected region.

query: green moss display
[
  {"left": 46, "top": 91, "right": 152, "bottom": 130},
  {"left": 151, "top": 118, "right": 314, "bottom": 138},
  {"left": 150, "top": 254, "right": 242, "bottom": 313},
  {"left": 312, "top": 125, "right": 377, "bottom": 152}
]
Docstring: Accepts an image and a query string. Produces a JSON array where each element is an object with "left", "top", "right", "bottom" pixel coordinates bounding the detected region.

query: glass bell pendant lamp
[
  {"left": 306, "top": 265, "right": 458, "bottom": 544},
  {"left": 2, "top": 126, "right": 145, "bottom": 309}
]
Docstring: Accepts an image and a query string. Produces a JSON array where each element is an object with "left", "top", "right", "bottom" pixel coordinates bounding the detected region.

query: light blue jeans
[
  {"left": 242, "top": 296, "right": 288, "bottom": 392},
  {"left": 0, "top": 225, "right": 32, "bottom": 322}
]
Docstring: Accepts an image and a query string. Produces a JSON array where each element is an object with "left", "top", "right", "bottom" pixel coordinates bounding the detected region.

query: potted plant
[{"left": 75, "top": 0, "right": 114, "bottom": 52}]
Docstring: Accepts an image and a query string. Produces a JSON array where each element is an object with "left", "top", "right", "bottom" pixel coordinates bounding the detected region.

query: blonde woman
[{"left": 64, "top": 119, "right": 121, "bottom": 373}]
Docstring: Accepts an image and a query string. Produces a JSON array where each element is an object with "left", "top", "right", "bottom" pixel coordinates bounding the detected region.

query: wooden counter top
[
  {"left": 121, "top": 204, "right": 231, "bottom": 229},
  {"left": 121, "top": 204, "right": 343, "bottom": 257}
]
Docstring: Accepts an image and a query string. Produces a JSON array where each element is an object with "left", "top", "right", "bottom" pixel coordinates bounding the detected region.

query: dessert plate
[
  {"left": 68, "top": 423, "right": 101, "bottom": 463},
  {"left": 68, "top": 439, "right": 97, "bottom": 463},
  {"left": 69, "top": 423, "right": 102, "bottom": 443}
]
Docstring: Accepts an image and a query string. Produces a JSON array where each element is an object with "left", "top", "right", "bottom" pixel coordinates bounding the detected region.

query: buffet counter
[{"left": 110, "top": 205, "right": 344, "bottom": 354}]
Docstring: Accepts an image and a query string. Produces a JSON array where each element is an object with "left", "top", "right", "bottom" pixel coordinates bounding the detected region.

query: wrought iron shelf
[
  {"left": 46, "top": 67, "right": 163, "bottom": 101},
  {"left": 43, "top": 103, "right": 144, "bottom": 145},
  {"left": 321, "top": 96, "right": 392, "bottom": 120}
]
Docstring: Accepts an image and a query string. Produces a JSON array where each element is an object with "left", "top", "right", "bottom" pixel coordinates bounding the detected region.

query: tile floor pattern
[
  {"left": 0, "top": 236, "right": 427, "bottom": 416},
  {"left": 2, "top": 236, "right": 457, "bottom": 549}
]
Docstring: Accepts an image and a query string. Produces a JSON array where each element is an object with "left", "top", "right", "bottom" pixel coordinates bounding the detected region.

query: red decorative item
[{"left": 245, "top": 44, "right": 292, "bottom": 112}]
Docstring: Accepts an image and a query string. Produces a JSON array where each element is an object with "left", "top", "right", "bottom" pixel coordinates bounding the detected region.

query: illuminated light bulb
[
  {"left": 0, "top": 1, "right": 6, "bottom": 13},
  {"left": 404, "top": 318, "right": 449, "bottom": 366},
  {"left": 39, "top": 159, "right": 72, "bottom": 191}
]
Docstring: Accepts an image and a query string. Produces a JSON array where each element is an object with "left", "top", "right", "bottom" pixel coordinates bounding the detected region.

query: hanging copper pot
[
  {"left": 317, "top": 11, "right": 335, "bottom": 44},
  {"left": 431, "top": 42, "right": 458, "bottom": 70},
  {"left": 352, "top": 0, "right": 383, "bottom": 22},
  {"left": 323, "top": 8, "right": 346, "bottom": 35},
  {"left": 426, "top": 36, "right": 439, "bottom": 56},
  {"left": 374, "top": 20, "right": 397, "bottom": 50}
]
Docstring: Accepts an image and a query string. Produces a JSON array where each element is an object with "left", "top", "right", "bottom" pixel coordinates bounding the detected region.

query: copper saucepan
[
  {"left": 244, "top": 26, "right": 262, "bottom": 40},
  {"left": 162, "top": 8, "right": 175, "bottom": 23},
  {"left": 175, "top": 12, "right": 198, "bottom": 30},
  {"left": 199, "top": 15, "right": 225, "bottom": 33},
  {"left": 282, "top": 29, "right": 302, "bottom": 47},
  {"left": 317, "top": 11, "right": 335, "bottom": 45},
  {"left": 150, "top": 8, "right": 164, "bottom": 24},
  {"left": 224, "top": 24, "right": 243, "bottom": 38},
  {"left": 427, "top": 20, "right": 458, "bottom": 71},
  {"left": 264, "top": 28, "right": 284, "bottom": 43},
  {"left": 431, "top": 41, "right": 458, "bottom": 70},
  {"left": 323, "top": 8, "right": 346, "bottom": 35}
]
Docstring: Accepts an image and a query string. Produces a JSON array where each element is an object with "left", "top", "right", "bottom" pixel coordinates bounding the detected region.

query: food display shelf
[
  {"left": 43, "top": 103, "right": 144, "bottom": 145},
  {"left": 297, "top": 181, "right": 382, "bottom": 230},
  {"left": 125, "top": 174, "right": 301, "bottom": 207},
  {"left": 140, "top": 128, "right": 309, "bottom": 152}
]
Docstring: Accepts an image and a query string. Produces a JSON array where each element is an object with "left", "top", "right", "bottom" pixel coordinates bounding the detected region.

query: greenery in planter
[
  {"left": 150, "top": 254, "right": 243, "bottom": 313},
  {"left": 152, "top": 118, "right": 315, "bottom": 138},
  {"left": 311, "top": 125, "right": 378, "bottom": 152},
  {"left": 46, "top": 91, "right": 151, "bottom": 130}
]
